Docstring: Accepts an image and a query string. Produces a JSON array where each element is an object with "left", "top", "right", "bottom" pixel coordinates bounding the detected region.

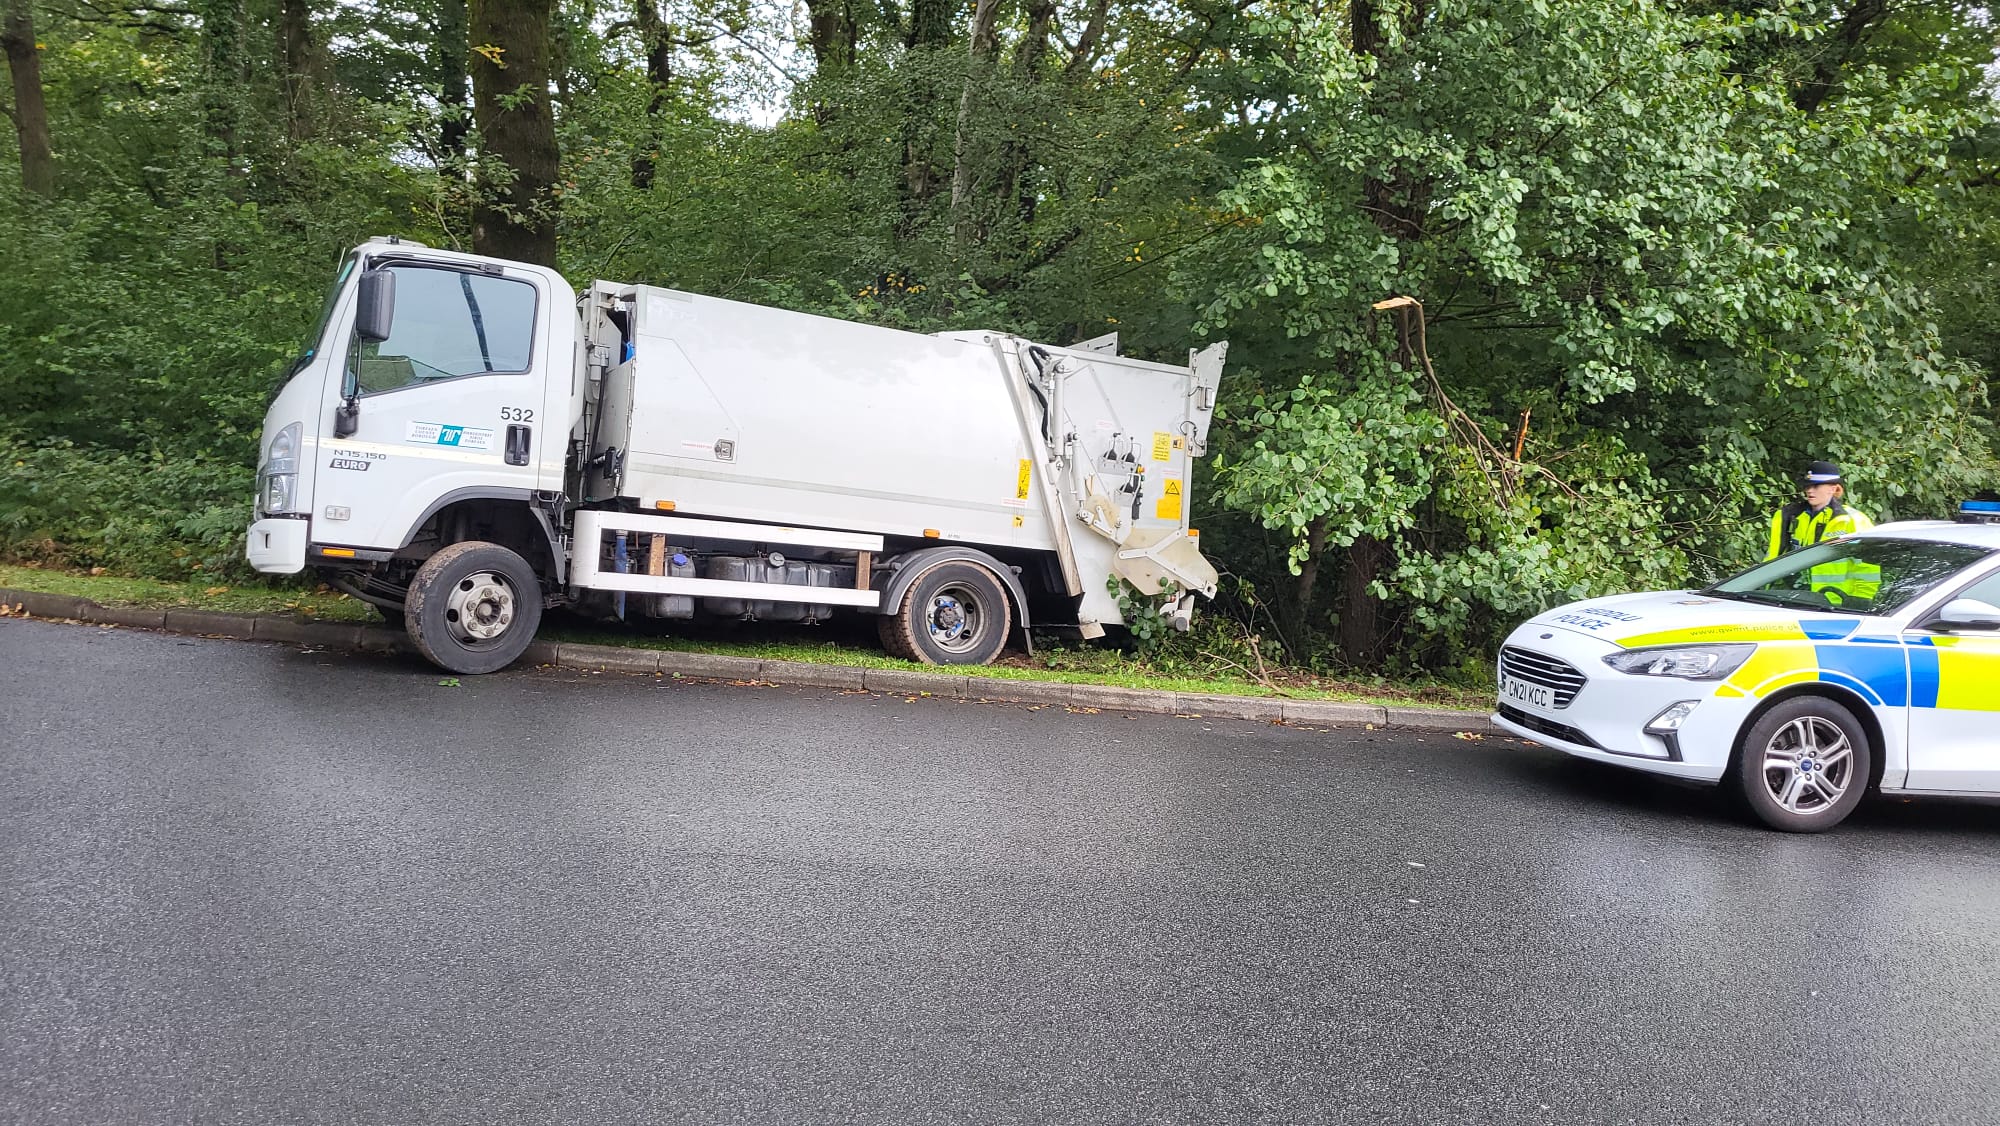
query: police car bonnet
[{"left": 1525, "top": 589, "right": 1835, "bottom": 646}]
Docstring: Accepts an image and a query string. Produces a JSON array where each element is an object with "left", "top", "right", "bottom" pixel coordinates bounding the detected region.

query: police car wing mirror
[{"left": 1924, "top": 597, "right": 2000, "bottom": 632}]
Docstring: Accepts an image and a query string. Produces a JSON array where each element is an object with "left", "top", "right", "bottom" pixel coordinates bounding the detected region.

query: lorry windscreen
[{"left": 273, "top": 250, "right": 359, "bottom": 391}]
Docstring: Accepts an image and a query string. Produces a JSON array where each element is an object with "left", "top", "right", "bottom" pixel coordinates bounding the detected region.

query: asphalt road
[{"left": 3, "top": 620, "right": 1997, "bottom": 1125}]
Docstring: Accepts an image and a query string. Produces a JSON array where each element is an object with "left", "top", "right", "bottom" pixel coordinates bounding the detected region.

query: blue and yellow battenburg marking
[
  {"left": 1620, "top": 619, "right": 2000, "bottom": 711},
  {"left": 1620, "top": 618, "right": 1861, "bottom": 648}
]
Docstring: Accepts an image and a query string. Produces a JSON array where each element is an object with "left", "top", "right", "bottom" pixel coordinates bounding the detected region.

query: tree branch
[
  {"left": 1060, "top": 0, "right": 1111, "bottom": 82},
  {"left": 1090, "top": 213, "right": 1255, "bottom": 286},
  {"left": 695, "top": 19, "right": 803, "bottom": 86}
]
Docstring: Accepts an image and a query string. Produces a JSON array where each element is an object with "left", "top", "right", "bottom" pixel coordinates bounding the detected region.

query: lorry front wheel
[
  {"left": 404, "top": 541, "right": 544, "bottom": 675},
  {"left": 882, "top": 561, "right": 1012, "bottom": 666}
]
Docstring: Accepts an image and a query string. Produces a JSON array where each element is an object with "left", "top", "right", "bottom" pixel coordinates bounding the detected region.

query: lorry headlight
[
  {"left": 265, "top": 422, "right": 302, "bottom": 476},
  {"left": 257, "top": 423, "right": 304, "bottom": 516},
  {"left": 262, "top": 471, "right": 298, "bottom": 515},
  {"left": 1602, "top": 643, "right": 1754, "bottom": 680}
]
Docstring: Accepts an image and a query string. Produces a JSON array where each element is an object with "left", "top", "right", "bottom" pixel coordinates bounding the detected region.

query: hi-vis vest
[
  {"left": 1766, "top": 500, "right": 1874, "bottom": 559},
  {"left": 1767, "top": 500, "right": 1879, "bottom": 603}
]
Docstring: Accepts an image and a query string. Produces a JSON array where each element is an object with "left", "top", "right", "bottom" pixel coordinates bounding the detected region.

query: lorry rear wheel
[
  {"left": 883, "top": 561, "right": 1012, "bottom": 666},
  {"left": 404, "top": 541, "right": 543, "bottom": 675}
]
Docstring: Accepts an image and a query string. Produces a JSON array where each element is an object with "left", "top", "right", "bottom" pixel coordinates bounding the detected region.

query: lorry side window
[{"left": 351, "top": 265, "right": 537, "bottom": 394}]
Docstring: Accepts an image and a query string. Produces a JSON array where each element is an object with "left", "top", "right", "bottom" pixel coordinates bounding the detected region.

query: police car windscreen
[{"left": 1706, "top": 540, "right": 1992, "bottom": 616}]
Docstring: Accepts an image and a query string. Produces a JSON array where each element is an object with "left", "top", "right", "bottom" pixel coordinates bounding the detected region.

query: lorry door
[
  {"left": 1901, "top": 568, "right": 2000, "bottom": 792},
  {"left": 314, "top": 259, "right": 550, "bottom": 551}
]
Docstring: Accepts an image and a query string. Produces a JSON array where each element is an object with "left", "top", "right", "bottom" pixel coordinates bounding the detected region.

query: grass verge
[
  {"left": 1, "top": 563, "right": 376, "bottom": 620},
  {"left": 1, "top": 563, "right": 1490, "bottom": 711}
]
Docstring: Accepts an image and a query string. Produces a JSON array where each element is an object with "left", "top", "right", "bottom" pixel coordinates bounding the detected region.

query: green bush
[{"left": 0, "top": 439, "right": 257, "bottom": 581}]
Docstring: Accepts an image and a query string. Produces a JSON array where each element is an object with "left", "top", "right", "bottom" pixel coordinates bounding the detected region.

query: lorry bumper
[{"left": 246, "top": 517, "right": 309, "bottom": 574}]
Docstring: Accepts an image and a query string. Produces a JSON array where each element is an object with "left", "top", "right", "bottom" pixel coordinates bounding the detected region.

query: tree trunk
[
  {"left": 628, "top": 0, "right": 673, "bottom": 190},
  {"left": 1793, "top": 0, "right": 1887, "bottom": 114},
  {"left": 1270, "top": 514, "right": 1332, "bottom": 659},
  {"left": 437, "top": 0, "right": 470, "bottom": 160},
  {"left": 803, "top": 0, "right": 857, "bottom": 71},
  {"left": 1060, "top": 0, "right": 1110, "bottom": 82},
  {"left": 470, "top": 0, "right": 561, "bottom": 268},
  {"left": 1337, "top": 535, "right": 1389, "bottom": 668},
  {"left": 200, "top": 0, "right": 245, "bottom": 192},
  {"left": 1014, "top": 0, "right": 1053, "bottom": 79},
  {"left": 905, "top": 0, "right": 950, "bottom": 50},
  {"left": 1, "top": 0, "right": 53, "bottom": 196},
  {"left": 1352, "top": 0, "right": 1431, "bottom": 238},
  {"left": 946, "top": 0, "right": 1002, "bottom": 246},
  {"left": 894, "top": 0, "right": 954, "bottom": 239},
  {"left": 1334, "top": 2, "right": 1431, "bottom": 666},
  {"left": 997, "top": 0, "right": 1055, "bottom": 226},
  {"left": 277, "top": 0, "right": 319, "bottom": 139}
]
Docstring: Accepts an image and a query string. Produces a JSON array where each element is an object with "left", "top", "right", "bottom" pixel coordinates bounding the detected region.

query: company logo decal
[{"left": 406, "top": 421, "right": 495, "bottom": 451}]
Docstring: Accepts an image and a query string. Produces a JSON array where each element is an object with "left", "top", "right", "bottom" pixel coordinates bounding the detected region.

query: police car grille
[
  {"left": 1497, "top": 705, "right": 1602, "bottom": 749},
  {"left": 1499, "top": 646, "right": 1587, "bottom": 709}
]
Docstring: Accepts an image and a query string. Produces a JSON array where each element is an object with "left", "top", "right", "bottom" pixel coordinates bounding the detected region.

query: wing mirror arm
[{"left": 334, "top": 395, "right": 360, "bottom": 439}]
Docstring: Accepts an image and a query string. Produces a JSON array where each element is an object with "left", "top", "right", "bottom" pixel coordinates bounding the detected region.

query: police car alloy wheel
[{"left": 1730, "top": 696, "right": 1873, "bottom": 833}]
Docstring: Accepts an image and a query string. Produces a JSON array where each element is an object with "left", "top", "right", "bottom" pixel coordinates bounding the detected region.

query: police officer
[{"left": 1766, "top": 460, "right": 1874, "bottom": 560}]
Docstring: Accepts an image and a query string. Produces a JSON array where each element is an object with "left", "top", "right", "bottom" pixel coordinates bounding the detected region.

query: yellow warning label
[
  {"left": 1163, "top": 478, "right": 1183, "bottom": 495},
  {"left": 1016, "top": 459, "right": 1032, "bottom": 499},
  {"left": 1012, "top": 515, "right": 1024, "bottom": 528},
  {"left": 1172, "top": 435, "right": 1186, "bottom": 451},
  {"left": 1151, "top": 432, "right": 1172, "bottom": 461},
  {"left": 1155, "top": 478, "right": 1183, "bottom": 521}
]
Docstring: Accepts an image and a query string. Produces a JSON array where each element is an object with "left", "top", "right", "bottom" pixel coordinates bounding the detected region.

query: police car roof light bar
[{"left": 1957, "top": 499, "right": 2000, "bottom": 524}]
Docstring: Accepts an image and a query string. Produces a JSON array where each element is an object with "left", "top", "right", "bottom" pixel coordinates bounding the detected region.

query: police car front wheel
[{"left": 1731, "top": 696, "right": 1873, "bottom": 833}]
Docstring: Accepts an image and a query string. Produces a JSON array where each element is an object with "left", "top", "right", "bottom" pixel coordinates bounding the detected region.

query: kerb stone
[
  {"left": 161, "top": 609, "right": 258, "bottom": 640},
  {"left": 864, "top": 668, "right": 968, "bottom": 698}
]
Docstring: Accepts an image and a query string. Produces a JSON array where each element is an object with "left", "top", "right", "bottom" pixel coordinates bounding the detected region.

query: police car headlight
[{"left": 1603, "top": 643, "right": 1755, "bottom": 680}]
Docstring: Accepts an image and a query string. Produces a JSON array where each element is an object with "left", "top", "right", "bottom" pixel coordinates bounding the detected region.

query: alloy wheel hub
[{"left": 1762, "top": 716, "right": 1852, "bottom": 815}]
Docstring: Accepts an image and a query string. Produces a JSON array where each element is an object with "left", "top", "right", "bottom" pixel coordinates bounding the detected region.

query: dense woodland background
[{"left": 4, "top": 0, "right": 1999, "bottom": 676}]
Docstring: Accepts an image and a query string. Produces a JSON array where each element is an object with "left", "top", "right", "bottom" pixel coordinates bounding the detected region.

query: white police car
[{"left": 1493, "top": 502, "right": 2000, "bottom": 831}]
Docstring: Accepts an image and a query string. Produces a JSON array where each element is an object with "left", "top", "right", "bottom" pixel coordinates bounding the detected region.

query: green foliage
[
  {"left": 1187, "top": 0, "right": 2000, "bottom": 666},
  {"left": 1215, "top": 366, "right": 1442, "bottom": 576},
  {"left": 1108, "top": 575, "right": 1181, "bottom": 657},
  {"left": 0, "top": 439, "right": 256, "bottom": 580},
  {"left": 3, "top": 0, "right": 1999, "bottom": 676}
]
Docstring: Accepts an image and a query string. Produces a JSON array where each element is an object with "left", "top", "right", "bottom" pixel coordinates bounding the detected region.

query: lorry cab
[{"left": 248, "top": 239, "right": 574, "bottom": 580}]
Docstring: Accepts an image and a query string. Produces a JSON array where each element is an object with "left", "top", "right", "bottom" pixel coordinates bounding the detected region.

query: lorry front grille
[{"left": 1499, "top": 646, "right": 1587, "bottom": 709}]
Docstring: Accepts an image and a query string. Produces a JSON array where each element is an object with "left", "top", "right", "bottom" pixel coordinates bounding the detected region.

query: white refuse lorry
[{"left": 246, "top": 237, "right": 1228, "bottom": 674}]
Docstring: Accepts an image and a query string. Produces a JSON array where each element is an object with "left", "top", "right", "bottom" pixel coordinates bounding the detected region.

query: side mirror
[
  {"left": 334, "top": 398, "right": 360, "bottom": 439},
  {"left": 355, "top": 268, "right": 396, "bottom": 343},
  {"left": 1923, "top": 597, "right": 2000, "bottom": 632}
]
